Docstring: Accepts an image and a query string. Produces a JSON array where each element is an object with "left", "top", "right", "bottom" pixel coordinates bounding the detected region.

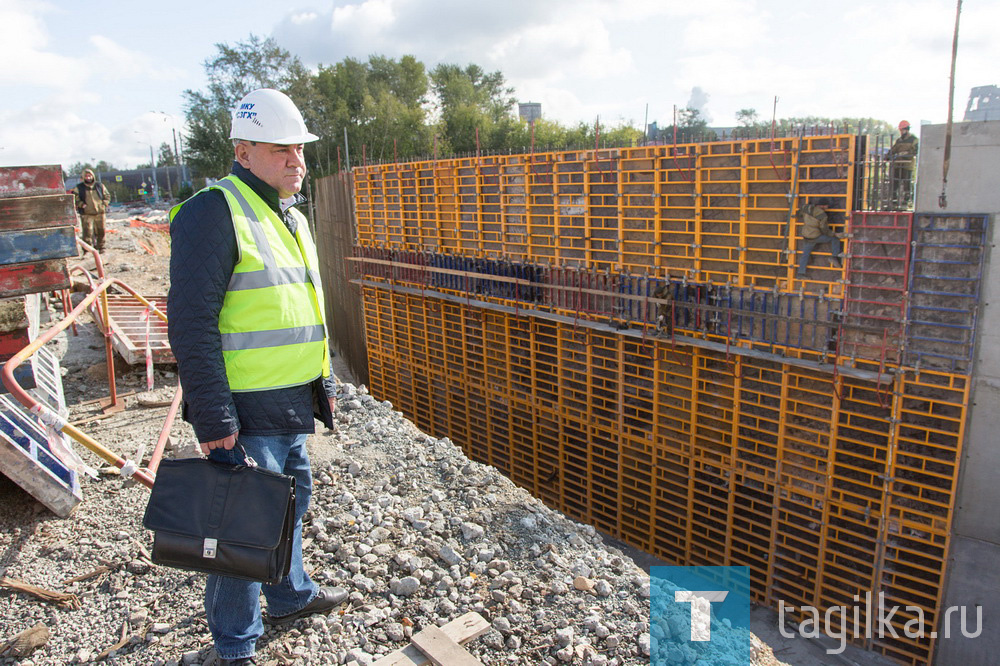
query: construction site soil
[{"left": 0, "top": 207, "right": 844, "bottom": 665}]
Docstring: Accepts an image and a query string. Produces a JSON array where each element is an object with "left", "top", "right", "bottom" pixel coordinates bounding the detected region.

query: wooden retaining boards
[
  {"left": 0, "top": 260, "right": 71, "bottom": 297},
  {"left": 0, "top": 165, "right": 65, "bottom": 198},
  {"left": 0, "top": 327, "right": 31, "bottom": 361},
  {"left": 0, "top": 166, "right": 74, "bottom": 297},
  {"left": 0, "top": 194, "right": 75, "bottom": 231},
  {"left": 0, "top": 227, "right": 77, "bottom": 264}
]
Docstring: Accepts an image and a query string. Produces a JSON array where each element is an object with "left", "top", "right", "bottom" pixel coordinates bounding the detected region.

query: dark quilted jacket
[{"left": 168, "top": 162, "right": 335, "bottom": 443}]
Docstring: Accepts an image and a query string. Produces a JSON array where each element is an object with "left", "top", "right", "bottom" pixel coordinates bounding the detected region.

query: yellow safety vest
[{"left": 170, "top": 175, "right": 330, "bottom": 391}]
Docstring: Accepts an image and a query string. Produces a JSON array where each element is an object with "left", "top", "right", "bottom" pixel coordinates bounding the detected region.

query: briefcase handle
[{"left": 230, "top": 443, "right": 258, "bottom": 468}]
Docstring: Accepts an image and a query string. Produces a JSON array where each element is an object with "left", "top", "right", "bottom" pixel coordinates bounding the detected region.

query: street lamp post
[
  {"left": 152, "top": 110, "right": 188, "bottom": 190},
  {"left": 134, "top": 131, "right": 159, "bottom": 203}
]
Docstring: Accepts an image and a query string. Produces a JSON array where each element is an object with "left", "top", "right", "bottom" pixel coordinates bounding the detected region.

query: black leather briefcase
[{"left": 142, "top": 455, "right": 295, "bottom": 584}]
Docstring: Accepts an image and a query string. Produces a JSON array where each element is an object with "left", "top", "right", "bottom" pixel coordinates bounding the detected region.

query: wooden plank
[
  {"left": 0, "top": 328, "right": 30, "bottom": 362},
  {"left": 410, "top": 625, "right": 484, "bottom": 666},
  {"left": 0, "top": 259, "right": 70, "bottom": 298},
  {"left": 0, "top": 166, "right": 65, "bottom": 199},
  {"left": 0, "top": 298, "right": 28, "bottom": 333},
  {"left": 0, "top": 363, "right": 36, "bottom": 392},
  {"left": 0, "top": 195, "right": 76, "bottom": 232},
  {"left": 372, "top": 613, "right": 490, "bottom": 666},
  {"left": 0, "top": 227, "right": 77, "bottom": 265}
]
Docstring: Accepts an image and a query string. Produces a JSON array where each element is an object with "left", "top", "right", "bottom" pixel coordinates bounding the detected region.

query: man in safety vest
[{"left": 167, "top": 88, "right": 337, "bottom": 666}]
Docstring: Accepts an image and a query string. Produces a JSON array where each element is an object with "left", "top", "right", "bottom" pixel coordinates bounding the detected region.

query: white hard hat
[{"left": 230, "top": 88, "right": 318, "bottom": 144}]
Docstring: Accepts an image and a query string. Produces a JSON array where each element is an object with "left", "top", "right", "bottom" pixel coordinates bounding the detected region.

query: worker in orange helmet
[{"left": 887, "top": 120, "right": 919, "bottom": 210}]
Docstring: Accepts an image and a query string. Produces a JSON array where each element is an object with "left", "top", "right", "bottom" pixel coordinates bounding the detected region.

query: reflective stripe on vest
[
  {"left": 172, "top": 175, "right": 330, "bottom": 391},
  {"left": 222, "top": 324, "right": 326, "bottom": 351}
]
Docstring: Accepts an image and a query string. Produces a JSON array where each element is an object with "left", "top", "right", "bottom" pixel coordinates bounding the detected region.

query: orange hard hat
[{"left": 898, "top": 120, "right": 911, "bottom": 130}]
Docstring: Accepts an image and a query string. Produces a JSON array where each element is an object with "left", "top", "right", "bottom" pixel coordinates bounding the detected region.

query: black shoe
[
  {"left": 219, "top": 659, "right": 256, "bottom": 666},
  {"left": 264, "top": 587, "right": 342, "bottom": 626}
]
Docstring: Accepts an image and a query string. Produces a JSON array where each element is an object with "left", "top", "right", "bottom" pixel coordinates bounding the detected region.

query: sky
[{"left": 1, "top": 0, "right": 997, "bottom": 171}]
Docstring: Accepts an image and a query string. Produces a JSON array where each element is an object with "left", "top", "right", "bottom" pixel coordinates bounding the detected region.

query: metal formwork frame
[
  {"left": 358, "top": 283, "right": 965, "bottom": 665},
  {"left": 348, "top": 133, "right": 987, "bottom": 666},
  {"left": 355, "top": 135, "right": 858, "bottom": 286}
]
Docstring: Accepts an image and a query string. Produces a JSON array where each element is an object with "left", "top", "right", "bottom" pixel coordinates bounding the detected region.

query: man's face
[
  {"left": 235, "top": 141, "right": 306, "bottom": 198},
  {"left": 83, "top": 173, "right": 94, "bottom": 184}
]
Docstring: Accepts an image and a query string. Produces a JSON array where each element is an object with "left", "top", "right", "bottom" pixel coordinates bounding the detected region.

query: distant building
[
  {"left": 965, "top": 85, "right": 1000, "bottom": 122},
  {"left": 518, "top": 102, "right": 542, "bottom": 123},
  {"left": 66, "top": 165, "right": 189, "bottom": 203}
]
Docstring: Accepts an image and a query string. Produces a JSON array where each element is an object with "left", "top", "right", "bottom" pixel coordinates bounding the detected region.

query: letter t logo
[{"left": 675, "top": 590, "right": 729, "bottom": 641}]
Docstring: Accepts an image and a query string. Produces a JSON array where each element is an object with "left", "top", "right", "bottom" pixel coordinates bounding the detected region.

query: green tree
[
  {"left": 183, "top": 34, "right": 309, "bottom": 179},
  {"left": 736, "top": 108, "right": 760, "bottom": 127},
  {"left": 654, "top": 107, "right": 714, "bottom": 143},
  {"left": 429, "top": 63, "right": 515, "bottom": 153},
  {"left": 66, "top": 160, "right": 117, "bottom": 178},
  {"left": 308, "top": 54, "right": 433, "bottom": 173},
  {"left": 775, "top": 116, "right": 896, "bottom": 135},
  {"left": 157, "top": 142, "right": 177, "bottom": 167}
]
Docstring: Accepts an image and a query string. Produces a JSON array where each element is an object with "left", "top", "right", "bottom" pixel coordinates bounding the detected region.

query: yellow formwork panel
[
  {"left": 354, "top": 136, "right": 856, "bottom": 287},
  {"left": 361, "top": 286, "right": 962, "bottom": 665}
]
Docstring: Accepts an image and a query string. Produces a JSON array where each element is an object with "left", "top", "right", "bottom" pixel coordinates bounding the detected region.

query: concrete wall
[{"left": 923, "top": 120, "right": 1000, "bottom": 663}]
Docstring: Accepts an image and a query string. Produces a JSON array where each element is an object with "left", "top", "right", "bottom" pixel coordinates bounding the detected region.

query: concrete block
[
  {"left": 935, "top": 535, "right": 995, "bottom": 664},
  {"left": 916, "top": 120, "right": 1000, "bottom": 214},
  {"left": 953, "top": 380, "right": 1000, "bottom": 541}
]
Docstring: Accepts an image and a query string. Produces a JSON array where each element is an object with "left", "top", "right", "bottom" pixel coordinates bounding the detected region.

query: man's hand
[
  {"left": 200, "top": 432, "right": 238, "bottom": 456},
  {"left": 328, "top": 397, "right": 336, "bottom": 413}
]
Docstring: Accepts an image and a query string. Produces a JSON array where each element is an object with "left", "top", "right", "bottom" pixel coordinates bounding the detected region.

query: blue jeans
[
  {"left": 205, "top": 433, "right": 318, "bottom": 660},
  {"left": 797, "top": 234, "right": 843, "bottom": 275}
]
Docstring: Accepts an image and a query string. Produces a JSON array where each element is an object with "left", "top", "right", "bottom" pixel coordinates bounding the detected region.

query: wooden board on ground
[
  {"left": 0, "top": 166, "right": 65, "bottom": 198},
  {"left": 410, "top": 625, "right": 483, "bottom": 666},
  {"left": 0, "top": 195, "right": 76, "bottom": 231},
  {"left": 0, "top": 227, "right": 77, "bottom": 265},
  {"left": 371, "top": 612, "right": 489, "bottom": 666},
  {"left": 0, "top": 259, "right": 70, "bottom": 298}
]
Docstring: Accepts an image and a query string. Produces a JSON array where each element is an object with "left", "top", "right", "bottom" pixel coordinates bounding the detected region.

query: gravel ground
[{"left": 0, "top": 208, "right": 789, "bottom": 665}]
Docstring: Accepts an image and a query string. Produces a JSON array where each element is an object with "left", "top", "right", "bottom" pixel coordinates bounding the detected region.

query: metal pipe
[
  {"left": 147, "top": 382, "right": 183, "bottom": 474},
  {"left": 1, "top": 278, "right": 161, "bottom": 488}
]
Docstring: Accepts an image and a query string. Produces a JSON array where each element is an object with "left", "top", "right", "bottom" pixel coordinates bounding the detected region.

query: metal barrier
[{"left": 2, "top": 275, "right": 169, "bottom": 489}]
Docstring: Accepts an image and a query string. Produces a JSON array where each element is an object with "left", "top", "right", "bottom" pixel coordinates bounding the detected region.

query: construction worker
[
  {"left": 653, "top": 282, "right": 673, "bottom": 335},
  {"left": 795, "top": 198, "right": 844, "bottom": 278},
  {"left": 887, "top": 120, "right": 919, "bottom": 210},
  {"left": 167, "top": 88, "right": 337, "bottom": 666},
  {"left": 74, "top": 168, "right": 111, "bottom": 251}
]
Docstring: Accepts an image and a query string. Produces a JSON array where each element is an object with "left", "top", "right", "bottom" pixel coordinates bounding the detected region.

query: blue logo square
[{"left": 649, "top": 566, "right": 756, "bottom": 665}]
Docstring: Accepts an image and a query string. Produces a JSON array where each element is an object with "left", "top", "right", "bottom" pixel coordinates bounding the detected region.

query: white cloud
[
  {"left": 0, "top": 0, "right": 75, "bottom": 87},
  {"left": 88, "top": 35, "right": 185, "bottom": 82},
  {"left": 3, "top": 0, "right": 1000, "bottom": 170},
  {"left": 330, "top": 0, "right": 396, "bottom": 36},
  {"left": 486, "top": 15, "right": 632, "bottom": 82},
  {"left": 0, "top": 2, "right": 188, "bottom": 169}
]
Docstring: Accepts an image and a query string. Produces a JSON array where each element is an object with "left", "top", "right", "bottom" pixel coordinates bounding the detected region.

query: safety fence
[{"left": 1, "top": 243, "right": 181, "bottom": 493}]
